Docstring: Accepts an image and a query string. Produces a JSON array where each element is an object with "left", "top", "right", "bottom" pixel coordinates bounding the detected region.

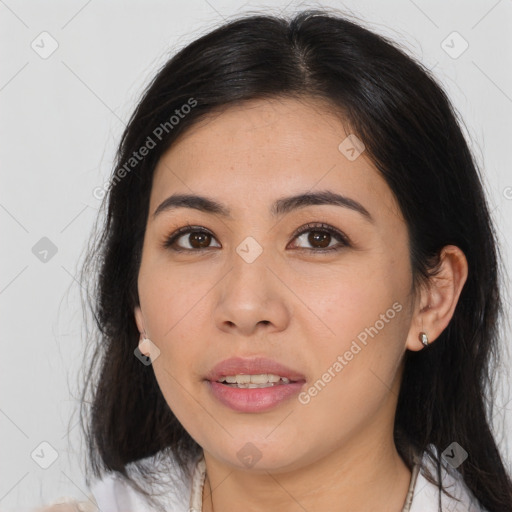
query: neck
[{"left": 201, "top": 432, "right": 412, "bottom": 512}]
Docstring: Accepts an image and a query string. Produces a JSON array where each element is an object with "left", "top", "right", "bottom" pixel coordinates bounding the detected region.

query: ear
[
  {"left": 134, "top": 305, "right": 145, "bottom": 333},
  {"left": 406, "top": 245, "right": 468, "bottom": 351},
  {"left": 134, "top": 305, "right": 150, "bottom": 356}
]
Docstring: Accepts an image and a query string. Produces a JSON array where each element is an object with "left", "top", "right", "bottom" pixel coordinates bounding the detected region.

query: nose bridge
[
  {"left": 213, "top": 235, "right": 289, "bottom": 335},
  {"left": 227, "top": 235, "right": 274, "bottom": 303}
]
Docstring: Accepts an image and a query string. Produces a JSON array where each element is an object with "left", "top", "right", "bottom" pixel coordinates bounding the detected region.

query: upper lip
[{"left": 205, "top": 357, "right": 306, "bottom": 382}]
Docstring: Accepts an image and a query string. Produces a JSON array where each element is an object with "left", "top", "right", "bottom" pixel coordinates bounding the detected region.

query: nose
[{"left": 212, "top": 250, "right": 291, "bottom": 338}]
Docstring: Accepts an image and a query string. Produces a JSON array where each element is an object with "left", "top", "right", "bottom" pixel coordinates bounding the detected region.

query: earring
[
  {"left": 419, "top": 332, "right": 429, "bottom": 347},
  {"left": 139, "top": 332, "right": 152, "bottom": 356}
]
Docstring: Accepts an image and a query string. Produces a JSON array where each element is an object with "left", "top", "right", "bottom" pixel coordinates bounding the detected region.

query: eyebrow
[{"left": 153, "top": 190, "right": 373, "bottom": 222}]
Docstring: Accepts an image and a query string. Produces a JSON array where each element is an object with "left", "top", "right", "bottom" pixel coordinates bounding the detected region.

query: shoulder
[
  {"left": 89, "top": 450, "right": 200, "bottom": 512},
  {"left": 38, "top": 499, "right": 98, "bottom": 512},
  {"left": 410, "top": 447, "right": 488, "bottom": 512},
  {"left": 89, "top": 472, "right": 151, "bottom": 512}
]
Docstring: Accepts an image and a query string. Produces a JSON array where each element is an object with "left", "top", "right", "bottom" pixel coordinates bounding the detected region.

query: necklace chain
[{"left": 207, "top": 472, "right": 214, "bottom": 512}]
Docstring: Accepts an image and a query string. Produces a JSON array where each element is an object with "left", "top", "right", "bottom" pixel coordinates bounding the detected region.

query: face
[{"left": 134, "top": 97, "right": 418, "bottom": 472}]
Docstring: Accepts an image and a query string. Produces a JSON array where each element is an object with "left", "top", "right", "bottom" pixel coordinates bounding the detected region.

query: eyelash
[{"left": 162, "top": 222, "right": 351, "bottom": 254}]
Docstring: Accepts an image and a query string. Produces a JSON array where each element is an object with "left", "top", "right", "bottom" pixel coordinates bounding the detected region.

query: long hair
[{"left": 79, "top": 9, "right": 512, "bottom": 511}]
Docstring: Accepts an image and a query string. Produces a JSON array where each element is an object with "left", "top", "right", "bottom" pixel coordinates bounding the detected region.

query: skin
[{"left": 134, "top": 96, "right": 468, "bottom": 512}]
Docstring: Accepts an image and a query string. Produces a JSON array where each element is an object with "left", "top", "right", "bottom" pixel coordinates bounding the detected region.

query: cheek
[
  {"left": 138, "top": 258, "right": 212, "bottom": 343},
  {"left": 137, "top": 265, "right": 209, "bottom": 409},
  {"left": 303, "top": 255, "right": 410, "bottom": 388},
  {"left": 293, "top": 298, "right": 408, "bottom": 451},
  {"left": 150, "top": 361, "right": 208, "bottom": 448},
  {"left": 309, "top": 259, "right": 404, "bottom": 340}
]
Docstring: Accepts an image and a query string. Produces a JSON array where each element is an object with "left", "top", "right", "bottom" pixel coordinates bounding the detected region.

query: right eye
[{"left": 162, "top": 224, "right": 221, "bottom": 252}]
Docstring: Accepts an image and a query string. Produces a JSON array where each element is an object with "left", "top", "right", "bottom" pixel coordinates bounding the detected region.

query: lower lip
[{"left": 207, "top": 380, "right": 305, "bottom": 413}]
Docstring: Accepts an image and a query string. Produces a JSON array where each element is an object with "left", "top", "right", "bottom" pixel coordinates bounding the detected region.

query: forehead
[{"left": 150, "top": 97, "right": 401, "bottom": 221}]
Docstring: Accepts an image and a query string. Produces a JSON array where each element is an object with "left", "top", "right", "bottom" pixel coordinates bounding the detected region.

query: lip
[
  {"left": 205, "top": 356, "right": 306, "bottom": 382},
  {"left": 205, "top": 357, "right": 306, "bottom": 413}
]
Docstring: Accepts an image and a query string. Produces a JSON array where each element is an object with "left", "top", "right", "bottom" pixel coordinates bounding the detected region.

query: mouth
[
  {"left": 205, "top": 356, "right": 306, "bottom": 383},
  {"left": 215, "top": 374, "right": 295, "bottom": 388},
  {"left": 205, "top": 357, "right": 306, "bottom": 413}
]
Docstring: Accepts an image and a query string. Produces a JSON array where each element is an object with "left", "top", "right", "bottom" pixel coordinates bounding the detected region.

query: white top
[{"left": 51, "top": 447, "right": 488, "bottom": 511}]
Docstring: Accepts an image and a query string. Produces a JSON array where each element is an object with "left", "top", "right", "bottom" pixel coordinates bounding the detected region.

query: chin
[{"left": 204, "top": 436, "right": 314, "bottom": 473}]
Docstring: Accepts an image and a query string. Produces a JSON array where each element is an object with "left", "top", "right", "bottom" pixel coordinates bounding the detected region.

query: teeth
[
  {"left": 250, "top": 374, "right": 272, "bottom": 384},
  {"left": 217, "top": 373, "right": 292, "bottom": 386},
  {"left": 240, "top": 382, "right": 274, "bottom": 388}
]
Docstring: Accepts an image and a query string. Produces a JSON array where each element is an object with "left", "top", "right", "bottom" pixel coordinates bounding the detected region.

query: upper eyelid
[{"left": 291, "top": 222, "right": 348, "bottom": 239}]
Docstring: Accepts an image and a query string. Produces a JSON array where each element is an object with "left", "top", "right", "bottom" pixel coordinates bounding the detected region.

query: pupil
[
  {"left": 191, "top": 232, "right": 210, "bottom": 248},
  {"left": 309, "top": 231, "right": 330, "bottom": 248}
]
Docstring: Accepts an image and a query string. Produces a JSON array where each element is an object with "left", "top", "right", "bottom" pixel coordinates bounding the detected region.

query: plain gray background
[{"left": 1, "top": 0, "right": 511, "bottom": 509}]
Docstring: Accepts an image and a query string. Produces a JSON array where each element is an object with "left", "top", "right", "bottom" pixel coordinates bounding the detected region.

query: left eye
[
  {"left": 162, "top": 223, "right": 350, "bottom": 253},
  {"left": 288, "top": 223, "right": 350, "bottom": 252}
]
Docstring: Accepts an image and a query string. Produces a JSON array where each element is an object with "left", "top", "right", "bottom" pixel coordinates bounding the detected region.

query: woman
[{"left": 47, "top": 8, "right": 512, "bottom": 512}]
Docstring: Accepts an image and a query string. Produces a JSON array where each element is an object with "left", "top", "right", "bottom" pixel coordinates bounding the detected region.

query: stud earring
[
  {"left": 139, "top": 332, "right": 152, "bottom": 356},
  {"left": 419, "top": 309, "right": 430, "bottom": 348}
]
